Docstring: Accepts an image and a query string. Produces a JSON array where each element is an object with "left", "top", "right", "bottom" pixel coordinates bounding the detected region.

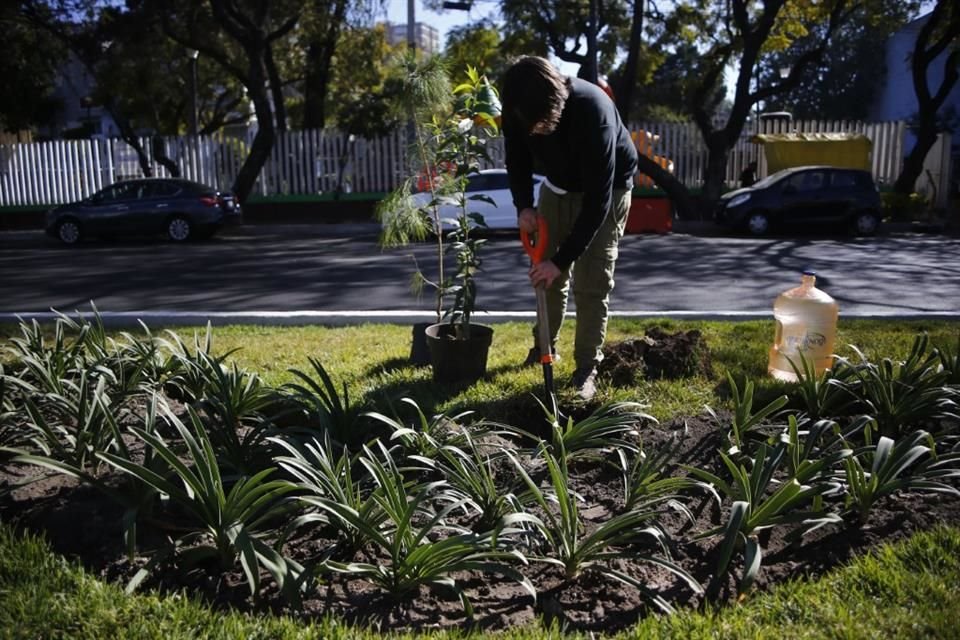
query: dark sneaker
[
  {"left": 571, "top": 365, "right": 598, "bottom": 401},
  {"left": 524, "top": 346, "right": 560, "bottom": 367}
]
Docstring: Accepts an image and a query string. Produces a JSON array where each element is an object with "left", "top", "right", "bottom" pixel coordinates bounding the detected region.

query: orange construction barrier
[{"left": 630, "top": 130, "right": 675, "bottom": 189}]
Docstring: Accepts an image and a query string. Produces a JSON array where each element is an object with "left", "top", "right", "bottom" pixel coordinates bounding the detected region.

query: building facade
[
  {"left": 385, "top": 22, "right": 441, "bottom": 55},
  {"left": 869, "top": 11, "right": 959, "bottom": 204}
]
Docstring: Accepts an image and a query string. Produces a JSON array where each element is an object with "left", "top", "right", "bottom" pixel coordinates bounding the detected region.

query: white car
[{"left": 409, "top": 169, "right": 543, "bottom": 231}]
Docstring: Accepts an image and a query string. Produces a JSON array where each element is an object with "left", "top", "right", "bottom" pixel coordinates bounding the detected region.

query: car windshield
[{"left": 749, "top": 168, "right": 795, "bottom": 190}]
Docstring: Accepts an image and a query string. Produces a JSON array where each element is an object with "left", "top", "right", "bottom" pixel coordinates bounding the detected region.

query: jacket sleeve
[
  {"left": 550, "top": 98, "right": 616, "bottom": 271},
  {"left": 503, "top": 117, "right": 536, "bottom": 213}
]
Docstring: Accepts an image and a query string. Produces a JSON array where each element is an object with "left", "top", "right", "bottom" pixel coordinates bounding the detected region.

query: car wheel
[
  {"left": 56, "top": 219, "right": 82, "bottom": 245},
  {"left": 853, "top": 211, "right": 880, "bottom": 236},
  {"left": 167, "top": 216, "right": 192, "bottom": 242},
  {"left": 746, "top": 211, "right": 770, "bottom": 236}
]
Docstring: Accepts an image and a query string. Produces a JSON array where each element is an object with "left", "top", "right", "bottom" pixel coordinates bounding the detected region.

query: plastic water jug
[{"left": 768, "top": 270, "right": 839, "bottom": 382}]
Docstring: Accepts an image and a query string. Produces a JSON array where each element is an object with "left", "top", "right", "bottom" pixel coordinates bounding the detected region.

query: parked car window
[
  {"left": 830, "top": 171, "right": 857, "bottom": 188},
  {"left": 853, "top": 172, "right": 875, "bottom": 189},
  {"left": 93, "top": 182, "right": 143, "bottom": 203},
  {"left": 143, "top": 182, "right": 181, "bottom": 198},
  {"left": 785, "top": 171, "right": 825, "bottom": 193}
]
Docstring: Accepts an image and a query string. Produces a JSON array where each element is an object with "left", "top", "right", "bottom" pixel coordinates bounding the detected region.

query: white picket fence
[{"left": 0, "top": 120, "right": 907, "bottom": 207}]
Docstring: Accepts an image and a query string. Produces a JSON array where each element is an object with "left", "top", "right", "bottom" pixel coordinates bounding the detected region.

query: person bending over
[{"left": 501, "top": 56, "right": 638, "bottom": 400}]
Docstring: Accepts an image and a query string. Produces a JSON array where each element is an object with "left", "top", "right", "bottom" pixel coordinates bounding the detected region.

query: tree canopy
[
  {"left": 766, "top": 0, "right": 915, "bottom": 120},
  {"left": 0, "top": 6, "right": 64, "bottom": 133},
  {"left": 4, "top": 0, "right": 945, "bottom": 210}
]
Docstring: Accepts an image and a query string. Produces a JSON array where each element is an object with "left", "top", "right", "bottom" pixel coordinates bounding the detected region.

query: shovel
[{"left": 521, "top": 218, "right": 558, "bottom": 417}]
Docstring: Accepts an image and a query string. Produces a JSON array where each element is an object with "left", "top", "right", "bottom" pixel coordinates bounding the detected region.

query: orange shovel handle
[{"left": 520, "top": 216, "right": 549, "bottom": 264}]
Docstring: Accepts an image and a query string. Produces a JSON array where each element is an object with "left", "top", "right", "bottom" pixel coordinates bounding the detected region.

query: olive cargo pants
[{"left": 534, "top": 187, "right": 631, "bottom": 368}]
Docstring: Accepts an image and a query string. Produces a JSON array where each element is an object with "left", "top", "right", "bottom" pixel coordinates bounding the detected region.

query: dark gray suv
[{"left": 715, "top": 166, "right": 882, "bottom": 236}]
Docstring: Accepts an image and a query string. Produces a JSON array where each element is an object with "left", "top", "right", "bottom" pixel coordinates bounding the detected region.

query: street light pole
[
  {"left": 407, "top": 0, "right": 416, "bottom": 52},
  {"left": 779, "top": 66, "right": 791, "bottom": 117},
  {"left": 188, "top": 49, "right": 199, "bottom": 137}
]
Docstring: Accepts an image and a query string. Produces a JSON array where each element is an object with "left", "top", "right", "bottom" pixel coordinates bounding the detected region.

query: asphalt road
[{"left": 2, "top": 224, "right": 959, "bottom": 324}]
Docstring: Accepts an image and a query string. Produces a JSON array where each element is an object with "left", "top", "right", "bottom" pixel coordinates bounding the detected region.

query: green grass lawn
[
  {"left": 167, "top": 317, "right": 959, "bottom": 423},
  {"left": 2, "top": 521, "right": 958, "bottom": 639},
  {"left": 2, "top": 316, "right": 956, "bottom": 426}
]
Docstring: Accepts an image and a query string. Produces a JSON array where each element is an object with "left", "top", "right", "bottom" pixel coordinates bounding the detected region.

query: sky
[
  {"left": 382, "top": 0, "right": 583, "bottom": 75},
  {"left": 382, "top": 0, "right": 939, "bottom": 89},
  {"left": 385, "top": 0, "right": 939, "bottom": 49},
  {"left": 384, "top": 0, "right": 480, "bottom": 45}
]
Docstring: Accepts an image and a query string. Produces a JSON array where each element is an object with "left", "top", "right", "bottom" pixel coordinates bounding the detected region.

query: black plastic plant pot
[{"left": 424, "top": 323, "right": 494, "bottom": 384}]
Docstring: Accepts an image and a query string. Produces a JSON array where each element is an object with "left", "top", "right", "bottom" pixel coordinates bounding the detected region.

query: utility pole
[
  {"left": 407, "top": 0, "right": 416, "bottom": 52},
  {"left": 188, "top": 49, "right": 199, "bottom": 137}
]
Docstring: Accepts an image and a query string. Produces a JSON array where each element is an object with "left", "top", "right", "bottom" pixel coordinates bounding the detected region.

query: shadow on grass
[{"left": 354, "top": 355, "right": 606, "bottom": 442}]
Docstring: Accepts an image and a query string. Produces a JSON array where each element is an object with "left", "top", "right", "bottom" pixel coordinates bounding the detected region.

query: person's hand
[
  {"left": 518, "top": 208, "right": 539, "bottom": 234},
  {"left": 530, "top": 260, "right": 561, "bottom": 289}
]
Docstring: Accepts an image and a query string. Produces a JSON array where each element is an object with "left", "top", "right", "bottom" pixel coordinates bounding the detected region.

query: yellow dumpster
[{"left": 751, "top": 133, "right": 872, "bottom": 174}]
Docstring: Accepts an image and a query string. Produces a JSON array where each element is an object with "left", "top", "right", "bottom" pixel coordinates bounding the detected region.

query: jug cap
[{"left": 802, "top": 268, "right": 817, "bottom": 276}]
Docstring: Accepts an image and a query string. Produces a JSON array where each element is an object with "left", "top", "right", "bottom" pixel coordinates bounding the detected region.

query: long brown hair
[{"left": 500, "top": 56, "right": 570, "bottom": 134}]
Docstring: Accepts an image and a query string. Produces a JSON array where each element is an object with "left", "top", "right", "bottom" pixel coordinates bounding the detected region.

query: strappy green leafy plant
[
  {"left": 708, "top": 373, "right": 788, "bottom": 452},
  {"left": 777, "top": 414, "right": 863, "bottom": 479},
  {"left": 283, "top": 357, "right": 369, "bottom": 448},
  {"left": 21, "top": 370, "right": 127, "bottom": 474},
  {"left": 273, "top": 434, "right": 388, "bottom": 557},
  {"left": 17, "top": 396, "right": 169, "bottom": 558},
  {"left": 506, "top": 436, "right": 701, "bottom": 613},
  {"left": 550, "top": 401, "right": 650, "bottom": 461},
  {"left": 786, "top": 351, "right": 857, "bottom": 421},
  {"left": 412, "top": 429, "right": 523, "bottom": 533},
  {"left": 838, "top": 335, "right": 959, "bottom": 438},
  {"left": 193, "top": 355, "right": 276, "bottom": 474},
  {"left": 687, "top": 440, "right": 850, "bottom": 595},
  {"left": 93, "top": 323, "right": 178, "bottom": 399},
  {"left": 311, "top": 441, "right": 534, "bottom": 617},
  {"left": 6, "top": 316, "right": 88, "bottom": 395},
  {"left": 617, "top": 431, "right": 708, "bottom": 512},
  {"left": 839, "top": 427, "right": 960, "bottom": 525},
  {"left": 933, "top": 333, "right": 960, "bottom": 385},
  {"left": 98, "top": 405, "right": 304, "bottom": 603},
  {"left": 366, "top": 397, "right": 474, "bottom": 459},
  {"left": 159, "top": 324, "right": 238, "bottom": 403},
  {"left": 505, "top": 398, "right": 650, "bottom": 462},
  {"left": 0, "top": 364, "right": 31, "bottom": 464}
]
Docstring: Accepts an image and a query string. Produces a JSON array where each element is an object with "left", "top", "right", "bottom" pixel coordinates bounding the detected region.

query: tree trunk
[
  {"left": 151, "top": 136, "right": 181, "bottom": 177},
  {"left": 893, "top": 121, "right": 940, "bottom": 194},
  {"left": 614, "top": 0, "right": 644, "bottom": 120},
  {"left": 302, "top": 41, "right": 328, "bottom": 129},
  {"left": 893, "top": 0, "right": 960, "bottom": 194},
  {"left": 98, "top": 96, "right": 152, "bottom": 177},
  {"left": 636, "top": 155, "right": 696, "bottom": 220},
  {"left": 302, "top": 0, "right": 347, "bottom": 129},
  {"left": 701, "top": 141, "right": 732, "bottom": 208},
  {"left": 264, "top": 45, "right": 287, "bottom": 132},
  {"left": 580, "top": 0, "right": 599, "bottom": 83},
  {"left": 232, "top": 61, "right": 275, "bottom": 203}
]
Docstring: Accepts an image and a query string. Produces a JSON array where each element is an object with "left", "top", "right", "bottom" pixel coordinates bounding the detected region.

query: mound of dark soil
[{"left": 599, "top": 327, "right": 713, "bottom": 385}]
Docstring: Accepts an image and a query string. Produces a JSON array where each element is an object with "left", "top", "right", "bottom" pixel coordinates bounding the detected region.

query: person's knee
[
  {"left": 573, "top": 280, "right": 613, "bottom": 302},
  {"left": 572, "top": 261, "right": 615, "bottom": 300}
]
